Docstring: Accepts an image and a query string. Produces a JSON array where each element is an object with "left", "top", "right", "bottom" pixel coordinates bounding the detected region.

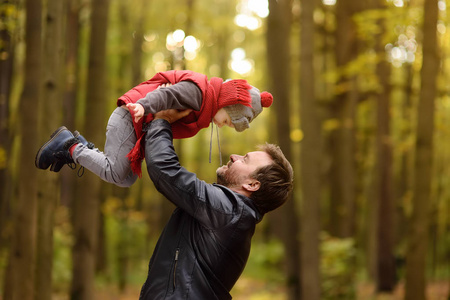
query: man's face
[{"left": 216, "top": 151, "right": 272, "bottom": 187}]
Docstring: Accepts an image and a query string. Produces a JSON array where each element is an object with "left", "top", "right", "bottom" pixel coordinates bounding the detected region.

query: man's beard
[{"left": 216, "top": 166, "right": 241, "bottom": 187}]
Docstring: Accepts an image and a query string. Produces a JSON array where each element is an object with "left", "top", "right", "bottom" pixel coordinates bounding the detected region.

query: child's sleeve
[{"left": 136, "top": 81, "right": 202, "bottom": 115}]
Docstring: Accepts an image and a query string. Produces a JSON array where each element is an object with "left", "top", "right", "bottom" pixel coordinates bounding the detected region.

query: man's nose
[{"left": 230, "top": 154, "right": 243, "bottom": 162}]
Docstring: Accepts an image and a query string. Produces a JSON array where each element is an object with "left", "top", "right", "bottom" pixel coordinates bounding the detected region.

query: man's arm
[{"left": 144, "top": 117, "right": 238, "bottom": 228}]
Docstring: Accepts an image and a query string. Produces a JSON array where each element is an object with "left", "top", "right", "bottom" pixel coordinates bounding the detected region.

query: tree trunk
[
  {"left": 404, "top": 0, "right": 439, "bottom": 298},
  {"left": 328, "top": 0, "right": 360, "bottom": 239},
  {"left": 395, "top": 63, "right": 413, "bottom": 269},
  {"left": 61, "top": 0, "right": 81, "bottom": 209},
  {"left": 131, "top": 0, "right": 148, "bottom": 85},
  {"left": 374, "top": 11, "right": 395, "bottom": 291},
  {"left": 35, "top": 0, "right": 65, "bottom": 299},
  {"left": 70, "top": 0, "right": 109, "bottom": 299},
  {"left": 266, "top": 1, "right": 300, "bottom": 299},
  {"left": 299, "top": 0, "right": 321, "bottom": 299},
  {"left": 370, "top": 0, "right": 396, "bottom": 291},
  {"left": 4, "top": 0, "right": 42, "bottom": 298},
  {"left": 0, "top": 0, "right": 16, "bottom": 251}
]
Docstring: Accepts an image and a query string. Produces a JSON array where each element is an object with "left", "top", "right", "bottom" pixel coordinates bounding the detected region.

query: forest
[{"left": 0, "top": 0, "right": 449, "bottom": 299}]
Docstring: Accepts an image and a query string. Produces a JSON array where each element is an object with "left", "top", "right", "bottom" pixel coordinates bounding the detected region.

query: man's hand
[{"left": 154, "top": 109, "right": 193, "bottom": 124}]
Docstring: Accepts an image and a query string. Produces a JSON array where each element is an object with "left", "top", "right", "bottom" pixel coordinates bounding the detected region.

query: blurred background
[{"left": 0, "top": 0, "right": 449, "bottom": 299}]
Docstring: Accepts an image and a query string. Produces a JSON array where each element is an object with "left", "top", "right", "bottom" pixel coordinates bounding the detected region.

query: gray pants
[{"left": 72, "top": 107, "right": 138, "bottom": 187}]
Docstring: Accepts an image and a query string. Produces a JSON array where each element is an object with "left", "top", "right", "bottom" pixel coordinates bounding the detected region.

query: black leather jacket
[{"left": 139, "top": 119, "right": 263, "bottom": 299}]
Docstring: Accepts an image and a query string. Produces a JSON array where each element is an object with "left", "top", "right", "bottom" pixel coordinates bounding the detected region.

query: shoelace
[
  {"left": 53, "top": 153, "right": 84, "bottom": 177},
  {"left": 67, "top": 162, "right": 84, "bottom": 177},
  {"left": 77, "top": 166, "right": 85, "bottom": 177},
  {"left": 74, "top": 141, "right": 94, "bottom": 177},
  {"left": 209, "top": 119, "right": 222, "bottom": 166}
]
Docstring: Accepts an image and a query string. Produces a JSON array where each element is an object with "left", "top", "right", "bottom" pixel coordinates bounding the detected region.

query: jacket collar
[{"left": 214, "top": 184, "right": 264, "bottom": 223}]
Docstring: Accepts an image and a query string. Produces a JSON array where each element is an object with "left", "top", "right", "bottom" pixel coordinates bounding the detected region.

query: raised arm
[{"left": 144, "top": 118, "right": 238, "bottom": 228}]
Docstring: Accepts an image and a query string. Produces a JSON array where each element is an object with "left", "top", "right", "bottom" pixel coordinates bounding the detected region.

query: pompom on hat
[{"left": 223, "top": 86, "right": 273, "bottom": 132}]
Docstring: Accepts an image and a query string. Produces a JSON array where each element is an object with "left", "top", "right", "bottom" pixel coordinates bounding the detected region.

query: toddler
[{"left": 35, "top": 70, "right": 273, "bottom": 187}]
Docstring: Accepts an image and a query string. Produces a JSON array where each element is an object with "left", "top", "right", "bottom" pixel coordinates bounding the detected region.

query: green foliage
[
  {"left": 102, "top": 195, "right": 152, "bottom": 286},
  {"left": 321, "top": 233, "right": 357, "bottom": 300},
  {"left": 0, "top": 3, "right": 18, "bottom": 34},
  {"left": 242, "top": 238, "right": 285, "bottom": 284},
  {"left": 52, "top": 220, "right": 73, "bottom": 293}
]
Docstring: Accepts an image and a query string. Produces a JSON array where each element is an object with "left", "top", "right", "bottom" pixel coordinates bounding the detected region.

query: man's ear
[{"left": 242, "top": 179, "right": 261, "bottom": 192}]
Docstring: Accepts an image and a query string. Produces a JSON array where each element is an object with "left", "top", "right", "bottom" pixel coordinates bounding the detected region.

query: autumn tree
[
  {"left": 35, "top": 1, "right": 65, "bottom": 299},
  {"left": 299, "top": 0, "right": 321, "bottom": 299},
  {"left": 328, "top": 0, "right": 361, "bottom": 239},
  {"left": 70, "top": 0, "right": 110, "bottom": 299},
  {"left": 0, "top": 0, "right": 17, "bottom": 245},
  {"left": 266, "top": 0, "right": 300, "bottom": 299},
  {"left": 373, "top": 0, "right": 396, "bottom": 292},
  {"left": 404, "top": 0, "right": 440, "bottom": 299},
  {"left": 4, "top": 0, "right": 42, "bottom": 298}
]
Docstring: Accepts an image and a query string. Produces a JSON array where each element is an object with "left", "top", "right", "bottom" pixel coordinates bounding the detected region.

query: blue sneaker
[{"left": 35, "top": 126, "right": 79, "bottom": 172}]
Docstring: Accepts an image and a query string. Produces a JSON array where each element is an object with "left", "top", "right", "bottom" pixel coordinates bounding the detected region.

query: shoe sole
[{"left": 35, "top": 126, "right": 68, "bottom": 170}]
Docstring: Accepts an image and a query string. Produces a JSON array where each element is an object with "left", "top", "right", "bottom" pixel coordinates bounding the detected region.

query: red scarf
[{"left": 117, "top": 70, "right": 252, "bottom": 177}]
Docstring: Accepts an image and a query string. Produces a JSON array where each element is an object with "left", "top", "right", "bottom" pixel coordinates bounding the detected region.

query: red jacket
[{"left": 117, "top": 70, "right": 252, "bottom": 177}]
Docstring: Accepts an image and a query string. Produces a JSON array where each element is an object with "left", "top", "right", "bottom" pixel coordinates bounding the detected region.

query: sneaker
[{"left": 35, "top": 126, "right": 79, "bottom": 172}]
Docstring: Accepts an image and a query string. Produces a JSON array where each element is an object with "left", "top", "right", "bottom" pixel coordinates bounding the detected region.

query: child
[{"left": 35, "top": 70, "right": 273, "bottom": 187}]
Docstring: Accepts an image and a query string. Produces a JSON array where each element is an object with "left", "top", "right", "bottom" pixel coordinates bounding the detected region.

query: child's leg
[{"left": 71, "top": 106, "right": 138, "bottom": 187}]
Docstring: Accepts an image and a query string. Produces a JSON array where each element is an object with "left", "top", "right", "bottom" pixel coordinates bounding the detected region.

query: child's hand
[
  {"left": 126, "top": 103, "right": 145, "bottom": 123},
  {"left": 157, "top": 83, "right": 172, "bottom": 89}
]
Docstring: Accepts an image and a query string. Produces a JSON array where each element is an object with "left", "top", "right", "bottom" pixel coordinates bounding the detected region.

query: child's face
[{"left": 213, "top": 108, "right": 234, "bottom": 128}]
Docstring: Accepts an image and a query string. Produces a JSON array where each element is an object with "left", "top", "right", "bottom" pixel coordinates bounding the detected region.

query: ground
[{"left": 58, "top": 278, "right": 448, "bottom": 300}]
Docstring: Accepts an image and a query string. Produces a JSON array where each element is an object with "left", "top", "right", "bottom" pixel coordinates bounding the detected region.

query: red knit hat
[{"left": 223, "top": 86, "right": 273, "bottom": 132}]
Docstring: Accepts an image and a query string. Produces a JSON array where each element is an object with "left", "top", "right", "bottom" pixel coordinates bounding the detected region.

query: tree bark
[
  {"left": 328, "top": 0, "right": 360, "bottom": 239},
  {"left": 131, "top": 0, "right": 147, "bottom": 86},
  {"left": 0, "top": 0, "right": 16, "bottom": 251},
  {"left": 70, "top": 0, "right": 109, "bottom": 299},
  {"left": 60, "top": 0, "right": 81, "bottom": 209},
  {"left": 404, "top": 0, "right": 439, "bottom": 298},
  {"left": 35, "top": 0, "right": 65, "bottom": 299},
  {"left": 299, "top": 0, "right": 321, "bottom": 299},
  {"left": 374, "top": 14, "right": 395, "bottom": 291},
  {"left": 4, "top": 0, "right": 42, "bottom": 298},
  {"left": 266, "top": 1, "right": 300, "bottom": 299}
]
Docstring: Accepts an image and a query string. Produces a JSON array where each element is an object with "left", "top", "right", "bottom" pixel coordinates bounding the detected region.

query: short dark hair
[{"left": 250, "top": 143, "right": 294, "bottom": 214}]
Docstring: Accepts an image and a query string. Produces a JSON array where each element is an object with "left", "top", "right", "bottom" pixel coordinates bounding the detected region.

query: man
[{"left": 140, "top": 108, "right": 293, "bottom": 299}]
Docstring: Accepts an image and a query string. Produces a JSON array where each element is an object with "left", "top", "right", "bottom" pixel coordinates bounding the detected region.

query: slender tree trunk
[
  {"left": 130, "top": 0, "right": 147, "bottom": 216},
  {"left": 374, "top": 24, "right": 395, "bottom": 293},
  {"left": 396, "top": 63, "right": 413, "bottom": 265},
  {"left": 266, "top": 1, "right": 300, "bottom": 299},
  {"left": 0, "top": 0, "right": 16, "bottom": 251},
  {"left": 404, "top": 0, "right": 439, "bottom": 298},
  {"left": 299, "top": 0, "right": 321, "bottom": 299},
  {"left": 329, "top": 0, "right": 360, "bottom": 238},
  {"left": 131, "top": 0, "right": 147, "bottom": 85},
  {"left": 70, "top": 0, "right": 110, "bottom": 299},
  {"left": 61, "top": 0, "right": 81, "bottom": 208},
  {"left": 35, "top": 0, "right": 65, "bottom": 299},
  {"left": 96, "top": 183, "right": 109, "bottom": 274},
  {"left": 373, "top": 2, "right": 396, "bottom": 292},
  {"left": 4, "top": 0, "right": 42, "bottom": 298}
]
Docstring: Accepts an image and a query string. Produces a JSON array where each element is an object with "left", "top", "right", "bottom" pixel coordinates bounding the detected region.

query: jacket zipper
[{"left": 173, "top": 248, "right": 179, "bottom": 291}]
